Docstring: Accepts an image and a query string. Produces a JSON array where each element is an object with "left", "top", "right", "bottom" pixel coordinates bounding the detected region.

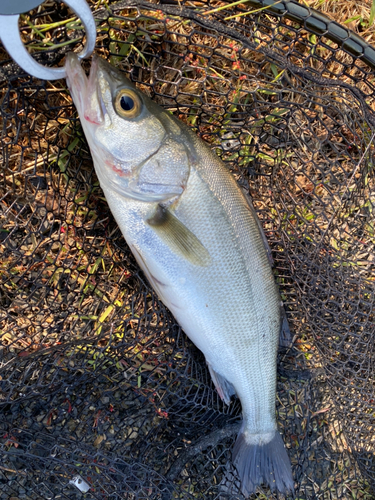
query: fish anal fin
[
  {"left": 146, "top": 205, "right": 211, "bottom": 267},
  {"left": 207, "top": 362, "right": 236, "bottom": 405}
]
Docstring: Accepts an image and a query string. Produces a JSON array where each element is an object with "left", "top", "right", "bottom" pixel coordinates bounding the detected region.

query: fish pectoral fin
[
  {"left": 146, "top": 205, "right": 211, "bottom": 267},
  {"left": 207, "top": 363, "right": 236, "bottom": 405}
]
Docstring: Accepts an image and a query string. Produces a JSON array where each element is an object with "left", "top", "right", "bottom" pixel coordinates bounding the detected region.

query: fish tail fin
[{"left": 232, "top": 428, "right": 294, "bottom": 496}]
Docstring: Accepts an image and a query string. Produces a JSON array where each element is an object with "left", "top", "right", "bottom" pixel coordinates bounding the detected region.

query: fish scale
[
  {"left": 65, "top": 51, "right": 294, "bottom": 496},
  {"left": 177, "top": 161, "right": 279, "bottom": 430}
]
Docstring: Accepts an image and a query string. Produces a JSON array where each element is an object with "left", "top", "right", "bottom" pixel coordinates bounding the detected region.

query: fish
[{"left": 65, "top": 52, "right": 294, "bottom": 496}]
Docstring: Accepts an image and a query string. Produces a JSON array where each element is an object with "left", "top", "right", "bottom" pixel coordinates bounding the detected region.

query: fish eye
[{"left": 114, "top": 89, "right": 142, "bottom": 118}]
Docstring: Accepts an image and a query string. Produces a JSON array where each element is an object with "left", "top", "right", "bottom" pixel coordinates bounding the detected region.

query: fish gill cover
[{"left": 0, "top": 0, "right": 374, "bottom": 499}]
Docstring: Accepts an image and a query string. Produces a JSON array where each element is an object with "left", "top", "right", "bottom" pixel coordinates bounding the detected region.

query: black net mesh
[{"left": 0, "top": 0, "right": 374, "bottom": 498}]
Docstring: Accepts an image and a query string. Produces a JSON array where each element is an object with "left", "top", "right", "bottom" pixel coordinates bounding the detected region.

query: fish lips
[
  {"left": 65, "top": 54, "right": 124, "bottom": 175},
  {"left": 65, "top": 53, "right": 106, "bottom": 128}
]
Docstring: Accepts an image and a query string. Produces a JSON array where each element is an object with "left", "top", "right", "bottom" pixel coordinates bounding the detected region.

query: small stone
[{"left": 128, "top": 429, "right": 138, "bottom": 440}]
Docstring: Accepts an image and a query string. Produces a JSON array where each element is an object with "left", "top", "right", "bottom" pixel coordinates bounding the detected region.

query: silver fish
[{"left": 65, "top": 52, "right": 293, "bottom": 496}]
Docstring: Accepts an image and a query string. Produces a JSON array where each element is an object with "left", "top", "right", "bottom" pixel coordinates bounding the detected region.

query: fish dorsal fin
[{"left": 146, "top": 205, "right": 211, "bottom": 267}]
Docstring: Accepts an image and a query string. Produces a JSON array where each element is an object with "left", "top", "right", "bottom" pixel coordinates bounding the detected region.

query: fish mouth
[{"left": 65, "top": 53, "right": 104, "bottom": 127}]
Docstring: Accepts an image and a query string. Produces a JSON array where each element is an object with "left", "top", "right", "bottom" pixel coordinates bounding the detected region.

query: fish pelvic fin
[
  {"left": 232, "top": 428, "right": 294, "bottom": 496},
  {"left": 146, "top": 205, "right": 211, "bottom": 267},
  {"left": 207, "top": 362, "right": 236, "bottom": 405}
]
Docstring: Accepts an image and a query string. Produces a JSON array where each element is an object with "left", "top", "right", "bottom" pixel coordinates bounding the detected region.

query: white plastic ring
[{"left": 0, "top": 0, "right": 96, "bottom": 80}]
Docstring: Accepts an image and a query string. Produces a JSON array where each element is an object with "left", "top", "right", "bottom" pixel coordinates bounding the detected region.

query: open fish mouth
[{"left": 65, "top": 53, "right": 104, "bottom": 129}]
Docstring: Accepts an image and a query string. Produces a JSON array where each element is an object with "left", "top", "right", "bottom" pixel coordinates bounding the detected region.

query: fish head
[{"left": 65, "top": 53, "right": 192, "bottom": 202}]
